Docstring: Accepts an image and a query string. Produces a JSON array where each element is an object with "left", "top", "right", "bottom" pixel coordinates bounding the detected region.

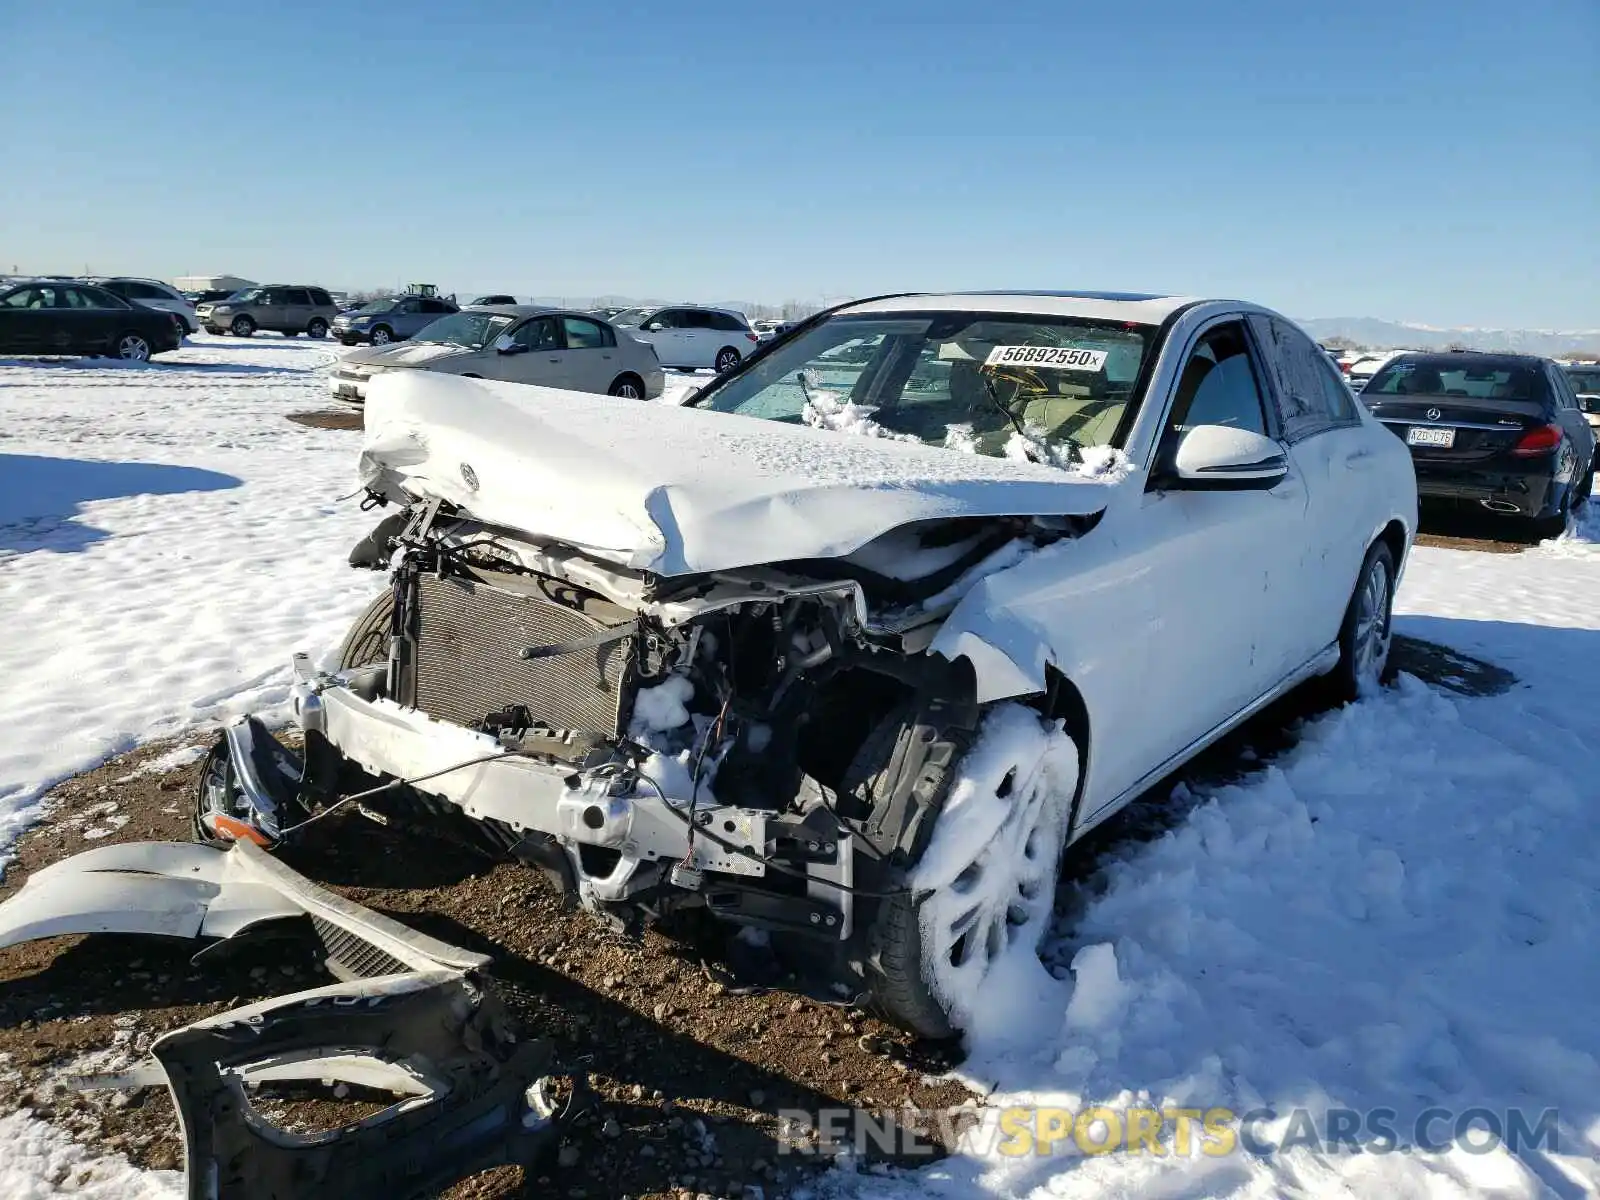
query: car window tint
[
  {"left": 712, "top": 312, "right": 745, "bottom": 332},
  {"left": 1166, "top": 322, "right": 1269, "bottom": 438},
  {"left": 513, "top": 317, "right": 559, "bottom": 351},
  {"left": 308, "top": 289, "right": 332, "bottom": 306},
  {"left": 683, "top": 310, "right": 715, "bottom": 330},
  {"left": 128, "top": 282, "right": 166, "bottom": 300},
  {"left": 2, "top": 288, "right": 43, "bottom": 308},
  {"left": 1247, "top": 315, "right": 1353, "bottom": 440},
  {"left": 561, "top": 316, "right": 608, "bottom": 350},
  {"left": 62, "top": 287, "right": 111, "bottom": 309},
  {"left": 648, "top": 310, "right": 681, "bottom": 329},
  {"left": 422, "top": 299, "right": 453, "bottom": 313},
  {"left": 285, "top": 288, "right": 312, "bottom": 305},
  {"left": 397, "top": 297, "right": 422, "bottom": 313}
]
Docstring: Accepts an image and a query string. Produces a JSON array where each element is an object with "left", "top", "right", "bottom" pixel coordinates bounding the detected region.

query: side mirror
[
  {"left": 492, "top": 334, "right": 520, "bottom": 354},
  {"left": 1168, "top": 425, "right": 1288, "bottom": 490},
  {"left": 645, "top": 322, "right": 664, "bottom": 333}
]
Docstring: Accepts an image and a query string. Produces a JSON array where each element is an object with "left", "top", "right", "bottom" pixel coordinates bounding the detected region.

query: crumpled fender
[
  {"left": 0, "top": 838, "right": 488, "bottom": 973},
  {"left": 0, "top": 841, "right": 305, "bottom": 948}
]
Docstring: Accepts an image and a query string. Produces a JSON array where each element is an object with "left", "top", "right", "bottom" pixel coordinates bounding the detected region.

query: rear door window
[
  {"left": 561, "top": 316, "right": 611, "bottom": 349},
  {"left": 284, "top": 288, "right": 313, "bottom": 306},
  {"left": 308, "top": 289, "right": 333, "bottom": 306},
  {"left": 1247, "top": 315, "right": 1357, "bottom": 440}
]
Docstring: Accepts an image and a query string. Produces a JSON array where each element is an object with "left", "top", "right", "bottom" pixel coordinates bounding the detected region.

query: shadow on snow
[{"left": 0, "top": 453, "right": 241, "bottom": 555}]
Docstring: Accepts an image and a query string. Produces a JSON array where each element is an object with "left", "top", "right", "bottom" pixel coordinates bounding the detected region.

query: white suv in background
[
  {"left": 611, "top": 305, "right": 759, "bottom": 372},
  {"left": 86, "top": 278, "right": 198, "bottom": 334}
]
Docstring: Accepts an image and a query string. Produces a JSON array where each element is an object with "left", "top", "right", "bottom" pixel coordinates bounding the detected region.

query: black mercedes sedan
[
  {"left": 1363, "top": 352, "right": 1596, "bottom": 534},
  {"left": 0, "top": 281, "right": 183, "bottom": 361}
]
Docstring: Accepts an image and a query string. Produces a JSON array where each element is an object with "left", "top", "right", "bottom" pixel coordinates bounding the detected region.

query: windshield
[
  {"left": 412, "top": 311, "right": 515, "bottom": 348},
  {"left": 692, "top": 311, "right": 1155, "bottom": 464},
  {"left": 356, "top": 297, "right": 397, "bottom": 314},
  {"left": 610, "top": 307, "right": 651, "bottom": 327}
]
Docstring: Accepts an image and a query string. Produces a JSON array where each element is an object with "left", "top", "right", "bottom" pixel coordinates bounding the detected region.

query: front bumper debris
[{"left": 0, "top": 839, "right": 565, "bottom": 1199}]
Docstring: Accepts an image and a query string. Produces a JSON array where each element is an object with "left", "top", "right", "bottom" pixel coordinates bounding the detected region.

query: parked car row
[
  {"left": 0, "top": 280, "right": 185, "bottom": 360},
  {"left": 328, "top": 305, "right": 664, "bottom": 404}
]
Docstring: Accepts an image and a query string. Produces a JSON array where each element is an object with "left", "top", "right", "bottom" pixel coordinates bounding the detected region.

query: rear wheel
[
  {"left": 230, "top": 314, "right": 256, "bottom": 337},
  {"left": 113, "top": 332, "right": 152, "bottom": 361},
  {"left": 850, "top": 703, "right": 1078, "bottom": 1037},
  {"left": 608, "top": 374, "right": 645, "bottom": 399},
  {"left": 1325, "top": 541, "right": 1395, "bottom": 703},
  {"left": 307, "top": 318, "right": 329, "bottom": 339},
  {"left": 714, "top": 346, "right": 741, "bottom": 374},
  {"left": 371, "top": 325, "right": 394, "bottom": 346}
]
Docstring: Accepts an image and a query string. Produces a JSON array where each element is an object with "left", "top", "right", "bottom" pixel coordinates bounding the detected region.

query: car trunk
[{"left": 1364, "top": 396, "right": 1544, "bottom": 465}]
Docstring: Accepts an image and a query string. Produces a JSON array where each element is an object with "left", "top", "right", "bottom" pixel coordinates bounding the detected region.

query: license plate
[
  {"left": 1407, "top": 426, "right": 1455, "bottom": 448},
  {"left": 336, "top": 384, "right": 359, "bottom": 398}
]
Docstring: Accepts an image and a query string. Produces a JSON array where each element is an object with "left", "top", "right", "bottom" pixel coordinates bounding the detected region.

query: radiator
[{"left": 410, "top": 573, "right": 633, "bottom": 736}]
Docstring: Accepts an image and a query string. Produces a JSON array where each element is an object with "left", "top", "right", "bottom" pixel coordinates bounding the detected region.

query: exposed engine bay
[{"left": 198, "top": 495, "right": 1088, "bottom": 1000}]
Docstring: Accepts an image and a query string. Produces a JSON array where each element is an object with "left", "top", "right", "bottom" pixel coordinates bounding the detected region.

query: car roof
[
  {"left": 839, "top": 290, "right": 1200, "bottom": 324},
  {"left": 462, "top": 304, "right": 580, "bottom": 319},
  {"left": 84, "top": 276, "right": 174, "bottom": 287}
]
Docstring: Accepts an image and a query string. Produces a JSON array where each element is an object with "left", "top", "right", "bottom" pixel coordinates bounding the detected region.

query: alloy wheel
[
  {"left": 913, "top": 705, "right": 1076, "bottom": 1024},
  {"left": 1352, "top": 555, "right": 1393, "bottom": 690},
  {"left": 117, "top": 334, "right": 151, "bottom": 361}
]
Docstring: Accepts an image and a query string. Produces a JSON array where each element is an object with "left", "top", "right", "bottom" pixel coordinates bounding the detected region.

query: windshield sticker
[{"left": 984, "top": 345, "right": 1109, "bottom": 372}]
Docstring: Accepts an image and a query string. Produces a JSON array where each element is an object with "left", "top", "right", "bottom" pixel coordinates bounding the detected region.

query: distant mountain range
[{"left": 1297, "top": 317, "right": 1600, "bottom": 357}]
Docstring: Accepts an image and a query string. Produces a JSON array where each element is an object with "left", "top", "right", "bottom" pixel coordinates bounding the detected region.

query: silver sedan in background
[{"left": 328, "top": 305, "right": 665, "bottom": 405}]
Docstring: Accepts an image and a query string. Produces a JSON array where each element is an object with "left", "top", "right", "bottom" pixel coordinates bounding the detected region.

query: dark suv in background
[
  {"left": 1363, "top": 351, "right": 1596, "bottom": 534},
  {"left": 197, "top": 286, "right": 341, "bottom": 338}
]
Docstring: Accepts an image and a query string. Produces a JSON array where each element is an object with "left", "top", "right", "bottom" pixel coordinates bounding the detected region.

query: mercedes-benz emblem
[
  {"left": 460, "top": 462, "right": 479, "bottom": 491},
  {"left": 1425, "top": 407, "right": 1442, "bottom": 422}
]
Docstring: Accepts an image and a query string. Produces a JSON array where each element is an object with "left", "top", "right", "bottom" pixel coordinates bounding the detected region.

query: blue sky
[{"left": 1, "top": 0, "right": 1594, "bottom": 327}]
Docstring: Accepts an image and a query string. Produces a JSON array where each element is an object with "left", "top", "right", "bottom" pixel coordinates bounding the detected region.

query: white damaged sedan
[{"left": 101, "top": 292, "right": 1422, "bottom": 1037}]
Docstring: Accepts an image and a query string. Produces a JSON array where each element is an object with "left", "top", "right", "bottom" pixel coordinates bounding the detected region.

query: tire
[
  {"left": 1325, "top": 541, "right": 1396, "bottom": 703},
  {"left": 230, "top": 314, "right": 256, "bottom": 337},
  {"left": 849, "top": 703, "right": 1078, "bottom": 1037},
  {"left": 1576, "top": 463, "right": 1595, "bottom": 511},
  {"left": 370, "top": 325, "right": 394, "bottom": 346},
  {"left": 307, "top": 318, "right": 329, "bottom": 339},
  {"left": 114, "top": 331, "right": 152, "bottom": 361},
  {"left": 714, "top": 346, "right": 741, "bottom": 374},
  {"left": 1534, "top": 488, "right": 1572, "bottom": 540},
  {"left": 608, "top": 374, "right": 646, "bottom": 399},
  {"left": 339, "top": 590, "right": 394, "bottom": 671}
]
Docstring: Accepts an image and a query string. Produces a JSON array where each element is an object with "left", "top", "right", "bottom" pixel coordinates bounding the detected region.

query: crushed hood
[
  {"left": 358, "top": 371, "right": 1113, "bottom": 576},
  {"left": 340, "top": 341, "right": 474, "bottom": 370}
]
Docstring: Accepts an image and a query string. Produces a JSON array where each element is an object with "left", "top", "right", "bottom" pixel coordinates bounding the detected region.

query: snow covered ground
[{"left": 1, "top": 335, "right": 1596, "bottom": 1197}]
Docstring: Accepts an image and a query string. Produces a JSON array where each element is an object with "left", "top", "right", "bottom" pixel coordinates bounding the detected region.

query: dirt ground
[
  {"left": 288, "top": 408, "right": 363, "bottom": 431},
  {"left": 0, "top": 634, "right": 1512, "bottom": 1199}
]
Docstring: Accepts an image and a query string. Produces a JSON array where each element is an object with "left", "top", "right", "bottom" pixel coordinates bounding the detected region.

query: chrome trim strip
[{"left": 1375, "top": 417, "right": 1519, "bottom": 432}]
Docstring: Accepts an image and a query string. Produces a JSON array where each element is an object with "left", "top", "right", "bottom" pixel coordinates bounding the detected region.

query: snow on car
[{"left": 5, "top": 292, "right": 1414, "bottom": 1036}]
